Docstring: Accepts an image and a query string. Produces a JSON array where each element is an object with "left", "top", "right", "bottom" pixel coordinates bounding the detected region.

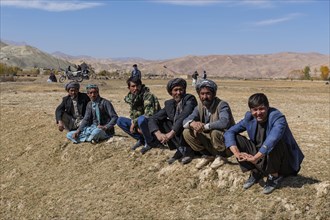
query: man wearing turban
[
  {"left": 55, "top": 81, "right": 90, "bottom": 132},
  {"left": 183, "top": 79, "right": 235, "bottom": 169},
  {"left": 66, "top": 84, "right": 118, "bottom": 144},
  {"left": 148, "top": 78, "right": 198, "bottom": 164}
]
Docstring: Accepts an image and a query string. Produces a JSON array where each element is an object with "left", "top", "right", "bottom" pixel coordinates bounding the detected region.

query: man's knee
[
  {"left": 210, "top": 130, "right": 226, "bottom": 152},
  {"left": 210, "top": 130, "right": 225, "bottom": 142},
  {"left": 137, "top": 115, "right": 147, "bottom": 125},
  {"left": 66, "top": 131, "right": 74, "bottom": 139},
  {"left": 183, "top": 128, "right": 193, "bottom": 140},
  {"left": 116, "top": 117, "right": 127, "bottom": 127}
]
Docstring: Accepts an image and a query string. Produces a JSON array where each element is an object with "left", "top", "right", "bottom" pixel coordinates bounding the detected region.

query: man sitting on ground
[
  {"left": 55, "top": 81, "right": 90, "bottom": 132},
  {"left": 183, "top": 79, "right": 235, "bottom": 169},
  {"left": 117, "top": 76, "right": 161, "bottom": 154},
  {"left": 148, "top": 78, "right": 198, "bottom": 165},
  {"left": 67, "top": 84, "right": 118, "bottom": 144},
  {"left": 224, "top": 93, "right": 304, "bottom": 194}
]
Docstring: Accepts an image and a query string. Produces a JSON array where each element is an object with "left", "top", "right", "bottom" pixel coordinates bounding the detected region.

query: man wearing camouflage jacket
[{"left": 117, "top": 76, "right": 161, "bottom": 154}]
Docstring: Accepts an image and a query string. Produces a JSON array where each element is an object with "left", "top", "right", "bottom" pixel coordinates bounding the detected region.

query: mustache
[{"left": 173, "top": 93, "right": 185, "bottom": 99}]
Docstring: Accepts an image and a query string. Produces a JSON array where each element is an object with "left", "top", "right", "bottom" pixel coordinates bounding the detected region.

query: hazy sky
[{"left": 1, "top": 0, "right": 329, "bottom": 60}]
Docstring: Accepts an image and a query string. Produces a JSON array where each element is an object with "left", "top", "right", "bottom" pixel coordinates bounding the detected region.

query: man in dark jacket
[
  {"left": 202, "top": 70, "right": 207, "bottom": 79},
  {"left": 67, "top": 84, "right": 118, "bottom": 144},
  {"left": 191, "top": 71, "right": 198, "bottom": 86},
  {"left": 224, "top": 93, "right": 304, "bottom": 194},
  {"left": 55, "top": 81, "right": 90, "bottom": 131},
  {"left": 131, "top": 64, "right": 141, "bottom": 80},
  {"left": 148, "top": 78, "right": 198, "bottom": 165}
]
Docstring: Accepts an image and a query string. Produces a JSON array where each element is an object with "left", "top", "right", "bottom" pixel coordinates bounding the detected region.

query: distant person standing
[
  {"left": 131, "top": 64, "right": 142, "bottom": 80},
  {"left": 202, "top": 70, "right": 207, "bottom": 79},
  {"left": 192, "top": 71, "right": 199, "bottom": 86}
]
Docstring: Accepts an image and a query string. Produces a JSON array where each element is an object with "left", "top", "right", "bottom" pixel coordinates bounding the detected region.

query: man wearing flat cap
[
  {"left": 183, "top": 79, "right": 235, "bottom": 169},
  {"left": 148, "top": 78, "right": 198, "bottom": 164},
  {"left": 55, "top": 81, "right": 90, "bottom": 132},
  {"left": 67, "top": 84, "right": 118, "bottom": 144}
]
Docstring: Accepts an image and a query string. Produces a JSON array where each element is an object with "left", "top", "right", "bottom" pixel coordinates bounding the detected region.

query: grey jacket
[{"left": 79, "top": 97, "right": 118, "bottom": 135}]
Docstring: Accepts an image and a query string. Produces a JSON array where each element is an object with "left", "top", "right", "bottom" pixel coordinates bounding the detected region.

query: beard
[
  {"left": 173, "top": 93, "right": 185, "bottom": 103},
  {"left": 202, "top": 99, "right": 213, "bottom": 107},
  {"left": 174, "top": 97, "right": 181, "bottom": 103}
]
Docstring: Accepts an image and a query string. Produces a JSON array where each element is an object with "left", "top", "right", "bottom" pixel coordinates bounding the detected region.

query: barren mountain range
[{"left": 1, "top": 41, "right": 329, "bottom": 78}]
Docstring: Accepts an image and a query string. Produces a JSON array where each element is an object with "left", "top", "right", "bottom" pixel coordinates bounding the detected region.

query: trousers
[
  {"left": 116, "top": 116, "right": 154, "bottom": 145},
  {"left": 183, "top": 128, "right": 232, "bottom": 157},
  {"left": 234, "top": 134, "right": 295, "bottom": 176}
]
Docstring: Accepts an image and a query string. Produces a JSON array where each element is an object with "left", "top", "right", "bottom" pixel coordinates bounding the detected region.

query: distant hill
[
  {"left": 148, "top": 53, "right": 329, "bottom": 79},
  {"left": 52, "top": 51, "right": 95, "bottom": 61},
  {"left": 1, "top": 39, "right": 28, "bottom": 46},
  {"left": 0, "top": 43, "right": 72, "bottom": 70},
  {"left": 0, "top": 41, "right": 8, "bottom": 48},
  {"left": 60, "top": 52, "right": 329, "bottom": 79},
  {"left": 1, "top": 41, "right": 328, "bottom": 78}
]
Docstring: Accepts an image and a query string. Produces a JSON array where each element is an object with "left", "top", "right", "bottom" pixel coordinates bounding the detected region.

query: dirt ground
[{"left": 1, "top": 77, "right": 329, "bottom": 219}]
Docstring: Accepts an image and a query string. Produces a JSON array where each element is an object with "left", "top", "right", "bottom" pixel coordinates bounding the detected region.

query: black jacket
[
  {"left": 149, "top": 94, "right": 197, "bottom": 134},
  {"left": 55, "top": 92, "right": 90, "bottom": 123}
]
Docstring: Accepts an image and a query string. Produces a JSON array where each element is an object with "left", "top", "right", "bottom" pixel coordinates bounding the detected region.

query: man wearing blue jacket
[{"left": 224, "top": 93, "right": 304, "bottom": 194}]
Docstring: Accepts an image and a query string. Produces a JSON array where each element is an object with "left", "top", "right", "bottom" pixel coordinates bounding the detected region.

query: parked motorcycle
[{"left": 58, "top": 69, "right": 83, "bottom": 83}]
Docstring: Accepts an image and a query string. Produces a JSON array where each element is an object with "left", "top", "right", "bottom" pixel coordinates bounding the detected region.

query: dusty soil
[{"left": 1, "top": 77, "right": 329, "bottom": 219}]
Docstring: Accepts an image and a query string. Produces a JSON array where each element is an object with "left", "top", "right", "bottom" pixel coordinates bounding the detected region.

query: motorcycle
[
  {"left": 59, "top": 69, "right": 83, "bottom": 83},
  {"left": 81, "top": 68, "right": 97, "bottom": 80},
  {"left": 81, "top": 69, "right": 90, "bottom": 80}
]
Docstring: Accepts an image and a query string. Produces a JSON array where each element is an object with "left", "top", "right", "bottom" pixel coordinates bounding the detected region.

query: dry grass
[{"left": 0, "top": 77, "right": 329, "bottom": 219}]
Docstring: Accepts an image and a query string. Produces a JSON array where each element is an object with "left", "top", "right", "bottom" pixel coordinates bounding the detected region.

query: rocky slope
[
  {"left": 1, "top": 41, "right": 328, "bottom": 78},
  {"left": 0, "top": 43, "right": 72, "bottom": 70}
]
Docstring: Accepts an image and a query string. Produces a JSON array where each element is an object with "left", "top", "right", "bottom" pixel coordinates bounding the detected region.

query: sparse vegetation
[
  {"left": 320, "top": 65, "right": 329, "bottom": 80},
  {"left": 0, "top": 63, "right": 21, "bottom": 81},
  {"left": 0, "top": 62, "right": 21, "bottom": 75},
  {"left": 303, "top": 65, "right": 311, "bottom": 80}
]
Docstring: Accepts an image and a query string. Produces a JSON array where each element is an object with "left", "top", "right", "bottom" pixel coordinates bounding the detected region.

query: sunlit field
[{"left": 1, "top": 77, "right": 329, "bottom": 219}]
